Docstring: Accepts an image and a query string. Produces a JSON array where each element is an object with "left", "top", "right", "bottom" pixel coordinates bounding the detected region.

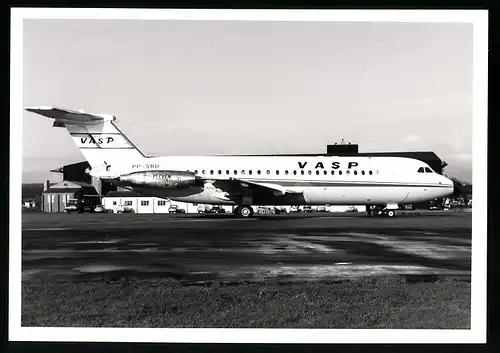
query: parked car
[
  {"left": 272, "top": 206, "right": 287, "bottom": 214},
  {"left": 64, "top": 199, "right": 80, "bottom": 213},
  {"left": 316, "top": 205, "right": 327, "bottom": 212},
  {"left": 93, "top": 205, "right": 106, "bottom": 213},
  {"left": 303, "top": 205, "right": 314, "bottom": 213},
  {"left": 290, "top": 206, "right": 301, "bottom": 212},
  {"left": 429, "top": 199, "right": 442, "bottom": 210},
  {"left": 115, "top": 206, "right": 134, "bottom": 213},
  {"left": 256, "top": 206, "right": 273, "bottom": 215},
  {"left": 169, "top": 205, "right": 186, "bottom": 213},
  {"left": 346, "top": 206, "right": 358, "bottom": 212},
  {"left": 208, "top": 206, "right": 226, "bottom": 214},
  {"left": 197, "top": 204, "right": 210, "bottom": 213}
]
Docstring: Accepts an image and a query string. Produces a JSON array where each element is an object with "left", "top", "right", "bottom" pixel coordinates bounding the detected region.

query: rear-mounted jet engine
[{"left": 118, "top": 171, "right": 198, "bottom": 189}]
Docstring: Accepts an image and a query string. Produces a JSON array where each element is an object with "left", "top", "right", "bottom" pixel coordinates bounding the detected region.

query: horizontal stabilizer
[{"left": 25, "top": 106, "right": 114, "bottom": 126}]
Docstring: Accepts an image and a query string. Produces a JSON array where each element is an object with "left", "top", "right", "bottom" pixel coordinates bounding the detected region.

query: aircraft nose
[{"left": 437, "top": 176, "right": 455, "bottom": 196}]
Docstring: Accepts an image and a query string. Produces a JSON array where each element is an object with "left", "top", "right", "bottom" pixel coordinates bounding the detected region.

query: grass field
[{"left": 22, "top": 277, "right": 470, "bottom": 329}]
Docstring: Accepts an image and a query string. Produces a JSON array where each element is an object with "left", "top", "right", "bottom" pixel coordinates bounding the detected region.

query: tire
[
  {"left": 386, "top": 210, "right": 396, "bottom": 217},
  {"left": 238, "top": 205, "right": 253, "bottom": 218}
]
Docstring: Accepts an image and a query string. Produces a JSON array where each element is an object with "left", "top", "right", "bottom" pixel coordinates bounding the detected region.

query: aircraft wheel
[
  {"left": 386, "top": 210, "right": 396, "bottom": 217},
  {"left": 238, "top": 205, "right": 254, "bottom": 218},
  {"left": 233, "top": 206, "right": 241, "bottom": 216}
]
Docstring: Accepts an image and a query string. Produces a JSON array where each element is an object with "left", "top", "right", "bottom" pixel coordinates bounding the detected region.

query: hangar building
[{"left": 41, "top": 180, "right": 100, "bottom": 213}]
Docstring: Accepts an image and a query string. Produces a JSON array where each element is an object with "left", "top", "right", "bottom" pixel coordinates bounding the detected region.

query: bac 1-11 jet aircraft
[{"left": 25, "top": 106, "right": 456, "bottom": 218}]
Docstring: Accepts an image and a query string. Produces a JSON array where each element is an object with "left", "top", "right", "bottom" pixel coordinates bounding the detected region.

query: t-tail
[{"left": 25, "top": 106, "right": 146, "bottom": 177}]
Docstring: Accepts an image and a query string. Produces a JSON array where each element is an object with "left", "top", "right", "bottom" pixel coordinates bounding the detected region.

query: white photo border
[{"left": 10, "top": 8, "right": 488, "bottom": 344}]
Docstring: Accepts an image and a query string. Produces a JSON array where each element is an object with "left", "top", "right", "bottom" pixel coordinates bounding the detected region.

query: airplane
[{"left": 25, "top": 106, "right": 456, "bottom": 218}]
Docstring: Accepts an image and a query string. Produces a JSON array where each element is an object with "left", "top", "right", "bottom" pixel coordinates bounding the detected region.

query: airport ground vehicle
[{"left": 26, "top": 106, "right": 457, "bottom": 218}]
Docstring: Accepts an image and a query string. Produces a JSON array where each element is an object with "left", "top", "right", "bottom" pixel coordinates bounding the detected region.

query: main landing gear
[
  {"left": 234, "top": 205, "right": 254, "bottom": 218},
  {"left": 367, "top": 205, "right": 397, "bottom": 217}
]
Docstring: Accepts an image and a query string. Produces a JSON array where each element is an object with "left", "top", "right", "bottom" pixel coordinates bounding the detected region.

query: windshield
[{"left": 418, "top": 166, "right": 434, "bottom": 173}]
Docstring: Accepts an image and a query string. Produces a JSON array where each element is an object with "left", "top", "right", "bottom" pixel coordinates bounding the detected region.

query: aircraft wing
[{"left": 213, "top": 178, "right": 303, "bottom": 196}]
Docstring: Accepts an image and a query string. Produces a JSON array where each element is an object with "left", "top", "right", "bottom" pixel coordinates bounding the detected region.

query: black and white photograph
[{"left": 10, "top": 8, "right": 487, "bottom": 344}]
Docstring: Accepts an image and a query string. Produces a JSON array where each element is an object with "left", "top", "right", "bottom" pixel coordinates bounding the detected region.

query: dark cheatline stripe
[
  {"left": 240, "top": 178, "right": 452, "bottom": 188},
  {"left": 78, "top": 147, "right": 136, "bottom": 149},
  {"left": 70, "top": 133, "right": 123, "bottom": 136}
]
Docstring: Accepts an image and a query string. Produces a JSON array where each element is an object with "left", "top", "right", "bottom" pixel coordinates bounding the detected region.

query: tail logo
[
  {"left": 80, "top": 136, "right": 115, "bottom": 145},
  {"left": 72, "top": 133, "right": 133, "bottom": 149}
]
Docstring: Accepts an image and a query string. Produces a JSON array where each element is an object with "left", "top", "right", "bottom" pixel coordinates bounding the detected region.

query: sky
[{"left": 22, "top": 19, "right": 473, "bottom": 183}]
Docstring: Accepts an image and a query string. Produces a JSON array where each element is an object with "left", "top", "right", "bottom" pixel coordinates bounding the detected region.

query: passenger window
[
  {"left": 346, "top": 170, "right": 350, "bottom": 175},
  {"left": 257, "top": 170, "right": 261, "bottom": 175},
  {"left": 369, "top": 171, "right": 373, "bottom": 175},
  {"left": 308, "top": 170, "right": 312, "bottom": 175},
  {"left": 425, "top": 167, "right": 432, "bottom": 173},
  {"left": 285, "top": 170, "right": 289, "bottom": 175},
  {"left": 226, "top": 170, "right": 230, "bottom": 175},
  {"left": 354, "top": 171, "right": 357, "bottom": 175},
  {"left": 324, "top": 170, "right": 327, "bottom": 175},
  {"left": 241, "top": 170, "right": 245, "bottom": 175},
  {"left": 418, "top": 167, "right": 424, "bottom": 173},
  {"left": 210, "top": 170, "right": 214, "bottom": 175},
  {"left": 339, "top": 171, "right": 343, "bottom": 175},
  {"left": 276, "top": 170, "right": 279, "bottom": 175},
  {"left": 195, "top": 170, "right": 198, "bottom": 174},
  {"left": 293, "top": 170, "right": 297, "bottom": 175},
  {"left": 361, "top": 170, "right": 365, "bottom": 175},
  {"left": 267, "top": 170, "right": 270, "bottom": 175},
  {"left": 301, "top": 170, "right": 305, "bottom": 175},
  {"left": 234, "top": 170, "right": 237, "bottom": 175},
  {"left": 316, "top": 170, "right": 320, "bottom": 175},
  {"left": 218, "top": 170, "right": 221, "bottom": 175},
  {"left": 202, "top": 170, "right": 206, "bottom": 175},
  {"left": 331, "top": 170, "right": 335, "bottom": 175},
  {"left": 249, "top": 170, "right": 253, "bottom": 175}
]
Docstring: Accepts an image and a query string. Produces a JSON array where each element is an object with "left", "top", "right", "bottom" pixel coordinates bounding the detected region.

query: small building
[
  {"left": 102, "top": 191, "right": 234, "bottom": 214},
  {"left": 102, "top": 191, "right": 170, "bottom": 213},
  {"left": 42, "top": 180, "right": 100, "bottom": 213}
]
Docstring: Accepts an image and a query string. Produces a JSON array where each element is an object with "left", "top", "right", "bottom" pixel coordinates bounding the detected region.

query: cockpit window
[
  {"left": 417, "top": 167, "right": 424, "bottom": 173},
  {"left": 424, "top": 167, "right": 433, "bottom": 173}
]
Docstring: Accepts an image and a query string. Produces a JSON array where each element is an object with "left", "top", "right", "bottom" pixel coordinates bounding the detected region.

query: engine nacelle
[{"left": 118, "top": 170, "right": 197, "bottom": 189}]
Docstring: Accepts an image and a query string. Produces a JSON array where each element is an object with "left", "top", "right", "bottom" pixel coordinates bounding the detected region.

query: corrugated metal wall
[{"left": 42, "top": 192, "right": 75, "bottom": 212}]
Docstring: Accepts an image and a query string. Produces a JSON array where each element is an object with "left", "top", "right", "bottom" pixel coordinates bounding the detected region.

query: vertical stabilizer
[{"left": 25, "top": 106, "right": 145, "bottom": 169}]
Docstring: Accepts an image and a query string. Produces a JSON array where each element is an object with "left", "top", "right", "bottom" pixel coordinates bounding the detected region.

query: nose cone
[{"left": 437, "top": 175, "right": 455, "bottom": 197}]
